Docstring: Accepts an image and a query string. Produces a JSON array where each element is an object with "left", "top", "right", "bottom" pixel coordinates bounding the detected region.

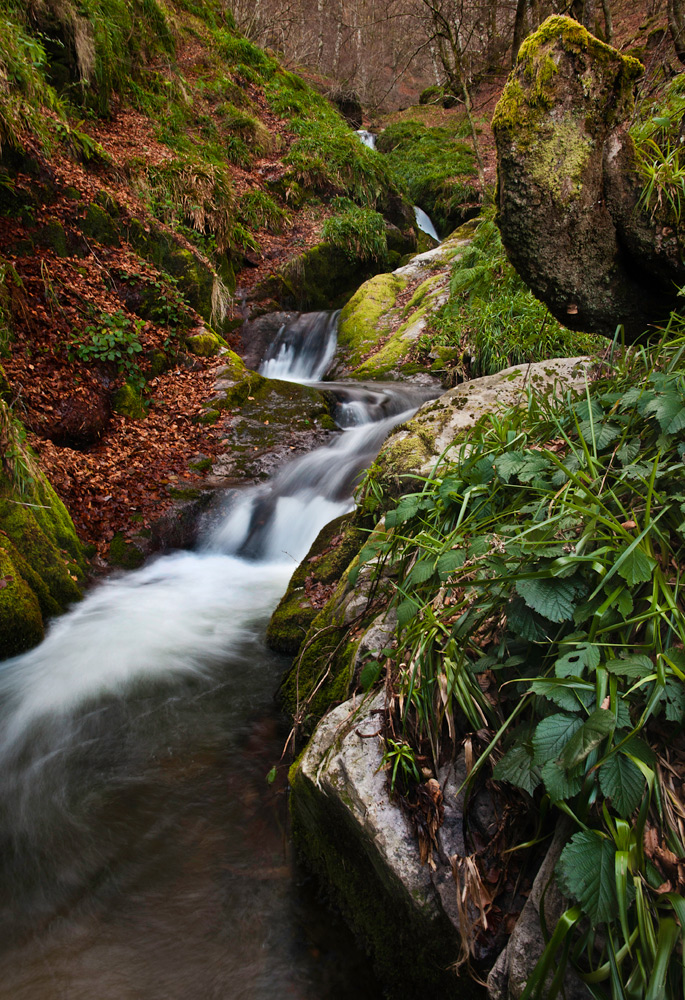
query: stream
[{"left": 0, "top": 313, "right": 435, "bottom": 999}]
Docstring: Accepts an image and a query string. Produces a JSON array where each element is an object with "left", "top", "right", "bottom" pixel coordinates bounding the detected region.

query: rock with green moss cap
[
  {"left": 0, "top": 411, "right": 86, "bottom": 658},
  {"left": 493, "top": 15, "right": 682, "bottom": 340},
  {"left": 112, "top": 382, "right": 147, "bottom": 419},
  {"left": 185, "top": 331, "right": 224, "bottom": 357}
]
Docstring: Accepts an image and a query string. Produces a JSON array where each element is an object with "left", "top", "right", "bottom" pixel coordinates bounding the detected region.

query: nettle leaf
[
  {"left": 397, "top": 598, "right": 421, "bottom": 628},
  {"left": 516, "top": 577, "right": 578, "bottom": 623},
  {"left": 532, "top": 713, "right": 584, "bottom": 766},
  {"left": 530, "top": 678, "right": 592, "bottom": 712},
  {"left": 541, "top": 760, "right": 583, "bottom": 802},
  {"left": 360, "top": 659, "right": 382, "bottom": 691},
  {"left": 617, "top": 438, "right": 641, "bottom": 466},
  {"left": 517, "top": 453, "right": 552, "bottom": 483},
  {"left": 437, "top": 549, "right": 465, "bottom": 575},
  {"left": 616, "top": 546, "right": 657, "bottom": 586},
  {"left": 598, "top": 753, "right": 646, "bottom": 817},
  {"left": 468, "top": 457, "right": 495, "bottom": 485},
  {"left": 494, "top": 451, "right": 526, "bottom": 483},
  {"left": 605, "top": 654, "right": 653, "bottom": 679},
  {"left": 556, "top": 831, "right": 621, "bottom": 923},
  {"left": 664, "top": 678, "right": 685, "bottom": 723},
  {"left": 579, "top": 420, "right": 620, "bottom": 450},
  {"left": 394, "top": 495, "right": 421, "bottom": 523},
  {"left": 493, "top": 743, "right": 541, "bottom": 794},
  {"left": 559, "top": 709, "right": 615, "bottom": 769},
  {"left": 406, "top": 559, "right": 435, "bottom": 586},
  {"left": 555, "top": 642, "right": 600, "bottom": 678}
]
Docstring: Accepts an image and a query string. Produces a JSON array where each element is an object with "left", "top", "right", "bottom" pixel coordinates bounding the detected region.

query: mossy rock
[
  {"left": 253, "top": 241, "right": 386, "bottom": 311},
  {"left": 35, "top": 217, "right": 69, "bottom": 257},
  {"left": 419, "top": 85, "right": 444, "bottom": 105},
  {"left": 266, "top": 513, "right": 363, "bottom": 655},
  {"left": 109, "top": 531, "right": 146, "bottom": 570},
  {"left": 336, "top": 271, "right": 409, "bottom": 368},
  {"left": 0, "top": 437, "right": 86, "bottom": 659},
  {"left": 112, "top": 382, "right": 147, "bottom": 419},
  {"left": 185, "top": 332, "right": 223, "bottom": 357},
  {"left": 82, "top": 202, "right": 119, "bottom": 246}
]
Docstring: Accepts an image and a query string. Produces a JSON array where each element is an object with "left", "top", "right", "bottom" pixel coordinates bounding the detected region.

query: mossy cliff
[
  {"left": 493, "top": 16, "right": 680, "bottom": 340},
  {"left": 0, "top": 405, "right": 86, "bottom": 659}
]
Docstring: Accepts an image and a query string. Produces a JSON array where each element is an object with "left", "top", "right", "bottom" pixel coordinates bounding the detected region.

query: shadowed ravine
[{"left": 0, "top": 313, "right": 436, "bottom": 1000}]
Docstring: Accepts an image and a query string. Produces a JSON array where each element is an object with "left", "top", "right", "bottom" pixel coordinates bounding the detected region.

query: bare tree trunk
[
  {"left": 512, "top": 0, "right": 528, "bottom": 65},
  {"left": 601, "top": 0, "right": 613, "bottom": 41},
  {"left": 668, "top": 0, "right": 685, "bottom": 64},
  {"left": 317, "top": 0, "right": 325, "bottom": 65},
  {"left": 334, "top": 0, "right": 344, "bottom": 72}
]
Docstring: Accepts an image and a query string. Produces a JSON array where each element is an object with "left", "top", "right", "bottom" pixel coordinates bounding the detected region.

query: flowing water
[
  {"left": 355, "top": 130, "right": 376, "bottom": 149},
  {"left": 413, "top": 206, "right": 441, "bottom": 244},
  {"left": 0, "top": 312, "right": 436, "bottom": 999}
]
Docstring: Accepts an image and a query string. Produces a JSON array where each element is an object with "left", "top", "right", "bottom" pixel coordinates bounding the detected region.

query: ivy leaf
[
  {"left": 493, "top": 744, "right": 541, "bottom": 794},
  {"left": 541, "top": 760, "right": 583, "bottom": 803},
  {"left": 516, "top": 577, "right": 578, "bottom": 623},
  {"left": 532, "top": 713, "right": 584, "bottom": 766},
  {"left": 598, "top": 753, "right": 646, "bottom": 817},
  {"left": 559, "top": 709, "right": 615, "bottom": 769},
  {"left": 555, "top": 642, "right": 600, "bottom": 678},
  {"left": 556, "top": 831, "right": 621, "bottom": 923}
]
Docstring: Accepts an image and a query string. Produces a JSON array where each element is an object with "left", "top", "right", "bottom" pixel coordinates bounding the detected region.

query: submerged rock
[{"left": 493, "top": 16, "right": 682, "bottom": 340}]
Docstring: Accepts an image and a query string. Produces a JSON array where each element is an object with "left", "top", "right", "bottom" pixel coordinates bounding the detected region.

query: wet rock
[
  {"left": 239, "top": 311, "right": 298, "bottom": 370},
  {"left": 493, "top": 15, "right": 681, "bottom": 340}
]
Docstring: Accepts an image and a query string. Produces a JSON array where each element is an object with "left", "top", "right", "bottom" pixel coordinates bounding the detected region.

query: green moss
[
  {"left": 82, "top": 202, "right": 119, "bottom": 246},
  {"left": 528, "top": 117, "right": 593, "bottom": 202},
  {"left": 337, "top": 271, "right": 408, "bottom": 362},
  {"left": 112, "top": 382, "right": 147, "bottom": 419},
  {"left": 257, "top": 241, "right": 386, "bottom": 311},
  {"left": 185, "top": 331, "right": 222, "bottom": 356},
  {"left": 0, "top": 542, "right": 44, "bottom": 658},
  {"left": 109, "top": 531, "right": 145, "bottom": 569},
  {"left": 267, "top": 514, "right": 363, "bottom": 655},
  {"left": 36, "top": 217, "right": 68, "bottom": 257},
  {"left": 197, "top": 407, "right": 220, "bottom": 424}
]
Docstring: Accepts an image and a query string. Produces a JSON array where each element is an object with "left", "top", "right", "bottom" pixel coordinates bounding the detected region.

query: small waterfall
[
  {"left": 259, "top": 310, "right": 339, "bottom": 383},
  {"left": 356, "top": 129, "right": 376, "bottom": 149},
  {"left": 0, "top": 312, "right": 437, "bottom": 1000},
  {"left": 414, "top": 205, "right": 441, "bottom": 243}
]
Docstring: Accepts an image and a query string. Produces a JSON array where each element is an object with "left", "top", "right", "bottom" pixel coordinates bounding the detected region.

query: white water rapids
[{"left": 0, "top": 311, "right": 436, "bottom": 1000}]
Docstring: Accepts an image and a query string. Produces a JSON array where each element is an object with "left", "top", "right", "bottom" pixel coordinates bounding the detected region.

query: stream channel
[{"left": 0, "top": 314, "right": 436, "bottom": 999}]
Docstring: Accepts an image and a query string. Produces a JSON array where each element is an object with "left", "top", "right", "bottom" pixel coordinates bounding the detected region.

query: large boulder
[{"left": 493, "top": 16, "right": 683, "bottom": 341}]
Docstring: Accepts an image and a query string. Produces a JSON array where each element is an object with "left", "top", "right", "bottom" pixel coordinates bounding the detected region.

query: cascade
[
  {"left": 0, "top": 310, "right": 436, "bottom": 1000},
  {"left": 355, "top": 129, "right": 376, "bottom": 149},
  {"left": 413, "top": 205, "right": 441, "bottom": 243}
]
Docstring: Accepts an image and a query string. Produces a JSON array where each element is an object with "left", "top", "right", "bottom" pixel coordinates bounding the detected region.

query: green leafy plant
[
  {"left": 356, "top": 332, "right": 685, "bottom": 996},
  {"left": 238, "top": 190, "right": 291, "bottom": 234},
  {"left": 381, "top": 738, "right": 421, "bottom": 794},
  {"left": 322, "top": 205, "right": 388, "bottom": 263},
  {"left": 632, "top": 76, "right": 685, "bottom": 225},
  {"left": 69, "top": 309, "right": 145, "bottom": 386}
]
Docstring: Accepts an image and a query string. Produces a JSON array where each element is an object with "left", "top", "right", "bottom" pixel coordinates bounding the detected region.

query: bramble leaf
[
  {"left": 532, "top": 713, "right": 584, "bottom": 766},
  {"left": 598, "top": 752, "right": 645, "bottom": 817},
  {"left": 493, "top": 743, "right": 541, "bottom": 794},
  {"left": 559, "top": 709, "right": 615, "bottom": 769},
  {"left": 557, "top": 831, "right": 621, "bottom": 923},
  {"left": 516, "top": 577, "right": 578, "bottom": 623}
]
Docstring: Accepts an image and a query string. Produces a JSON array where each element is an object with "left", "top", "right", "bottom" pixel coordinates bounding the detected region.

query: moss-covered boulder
[
  {"left": 0, "top": 413, "right": 86, "bottom": 658},
  {"left": 332, "top": 226, "right": 474, "bottom": 381},
  {"left": 112, "top": 382, "right": 147, "bottom": 418},
  {"left": 266, "top": 513, "right": 363, "bottom": 655},
  {"left": 185, "top": 331, "right": 223, "bottom": 357},
  {"left": 493, "top": 16, "right": 680, "bottom": 340},
  {"left": 251, "top": 241, "right": 386, "bottom": 312}
]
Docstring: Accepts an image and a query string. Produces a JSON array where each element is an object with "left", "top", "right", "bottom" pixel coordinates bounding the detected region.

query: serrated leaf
[
  {"left": 617, "top": 438, "right": 640, "bottom": 465},
  {"left": 530, "top": 678, "right": 591, "bottom": 712},
  {"left": 437, "top": 549, "right": 465, "bottom": 575},
  {"left": 644, "top": 390, "right": 683, "bottom": 431},
  {"left": 668, "top": 407, "right": 685, "bottom": 433},
  {"left": 605, "top": 654, "right": 653, "bottom": 678},
  {"left": 579, "top": 420, "right": 620, "bottom": 450},
  {"left": 559, "top": 709, "right": 615, "bottom": 769},
  {"left": 394, "top": 495, "right": 421, "bottom": 523},
  {"left": 555, "top": 642, "right": 600, "bottom": 678},
  {"left": 397, "top": 598, "right": 421, "bottom": 628},
  {"left": 507, "top": 597, "right": 549, "bottom": 641},
  {"left": 469, "top": 456, "right": 495, "bottom": 484},
  {"left": 516, "top": 577, "right": 578, "bottom": 623},
  {"left": 360, "top": 659, "right": 382, "bottom": 691},
  {"left": 493, "top": 744, "right": 541, "bottom": 794},
  {"left": 517, "top": 453, "right": 552, "bottom": 483},
  {"left": 532, "top": 713, "right": 584, "bottom": 766},
  {"left": 556, "top": 831, "right": 619, "bottom": 923},
  {"left": 541, "top": 759, "right": 583, "bottom": 802},
  {"left": 664, "top": 678, "right": 685, "bottom": 722},
  {"left": 406, "top": 559, "right": 435, "bottom": 586},
  {"left": 598, "top": 753, "right": 645, "bottom": 817},
  {"left": 494, "top": 450, "right": 526, "bottom": 483},
  {"left": 617, "top": 588, "right": 634, "bottom": 617},
  {"left": 616, "top": 545, "right": 656, "bottom": 586}
]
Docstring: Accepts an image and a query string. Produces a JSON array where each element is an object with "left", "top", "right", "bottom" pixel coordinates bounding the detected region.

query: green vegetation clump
[
  {"left": 376, "top": 119, "right": 476, "bottom": 236},
  {"left": 632, "top": 75, "right": 685, "bottom": 224},
  {"left": 238, "top": 190, "right": 291, "bottom": 234},
  {"left": 322, "top": 203, "right": 388, "bottom": 264},
  {"left": 355, "top": 327, "right": 685, "bottom": 997},
  {"left": 427, "top": 216, "right": 603, "bottom": 377}
]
